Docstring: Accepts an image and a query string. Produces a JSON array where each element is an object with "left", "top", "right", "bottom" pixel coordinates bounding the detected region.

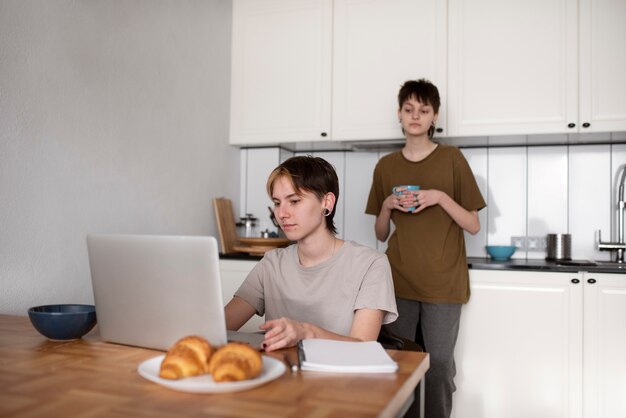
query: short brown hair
[
  {"left": 267, "top": 156, "right": 339, "bottom": 235},
  {"left": 398, "top": 79, "right": 441, "bottom": 138},
  {"left": 398, "top": 78, "right": 441, "bottom": 113}
]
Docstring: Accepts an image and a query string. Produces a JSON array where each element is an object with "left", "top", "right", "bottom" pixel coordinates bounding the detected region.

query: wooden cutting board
[
  {"left": 213, "top": 198, "right": 290, "bottom": 255},
  {"left": 213, "top": 198, "right": 240, "bottom": 254},
  {"left": 235, "top": 237, "right": 291, "bottom": 256}
]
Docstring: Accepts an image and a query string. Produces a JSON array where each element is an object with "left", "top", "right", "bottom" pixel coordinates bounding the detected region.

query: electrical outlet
[
  {"left": 511, "top": 236, "right": 526, "bottom": 250},
  {"left": 527, "top": 236, "right": 547, "bottom": 251}
]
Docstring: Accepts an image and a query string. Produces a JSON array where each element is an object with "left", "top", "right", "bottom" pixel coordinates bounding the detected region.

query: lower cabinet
[
  {"left": 452, "top": 269, "right": 626, "bottom": 418},
  {"left": 582, "top": 271, "right": 626, "bottom": 418},
  {"left": 219, "top": 259, "right": 264, "bottom": 333}
]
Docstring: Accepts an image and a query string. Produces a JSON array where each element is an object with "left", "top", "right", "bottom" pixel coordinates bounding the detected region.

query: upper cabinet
[
  {"left": 231, "top": 0, "right": 626, "bottom": 146},
  {"left": 230, "top": 0, "right": 332, "bottom": 145},
  {"left": 447, "top": 0, "right": 626, "bottom": 137},
  {"left": 332, "top": 0, "right": 447, "bottom": 141},
  {"left": 579, "top": 0, "right": 626, "bottom": 133},
  {"left": 230, "top": 0, "right": 446, "bottom": 146}
]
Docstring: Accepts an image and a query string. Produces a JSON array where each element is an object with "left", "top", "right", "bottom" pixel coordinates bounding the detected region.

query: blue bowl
[
  {"left": 27, "top": 304, "right": 97, "bottom": 340},
  {"left": 486, "top": 245, "right": 517, "bottom": 261}
]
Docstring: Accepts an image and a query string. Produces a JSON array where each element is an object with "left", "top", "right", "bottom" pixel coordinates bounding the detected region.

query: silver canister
[{"left": 546, "top": 233, "right": 572, "bottom": 261}]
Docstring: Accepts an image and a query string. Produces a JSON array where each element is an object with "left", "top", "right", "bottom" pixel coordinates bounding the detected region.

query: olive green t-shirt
[{"left": 365, "top": 145, "right": 486, "bottom": 304}]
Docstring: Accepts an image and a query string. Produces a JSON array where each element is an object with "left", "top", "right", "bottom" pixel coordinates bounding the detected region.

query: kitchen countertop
[
  {"left": 467, "top": 257, "right": 626, "bottom": 274},
  {"left": 221, "top": 254, "right": 626, "bottom": 274}
]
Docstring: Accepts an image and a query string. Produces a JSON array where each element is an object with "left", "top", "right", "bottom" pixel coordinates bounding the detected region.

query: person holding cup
[{"left": 365, "top": 79, "right": 486, "bottom": 418}]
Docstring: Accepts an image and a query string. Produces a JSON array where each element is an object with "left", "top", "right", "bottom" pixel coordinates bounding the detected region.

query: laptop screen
[{"left": 87, "top": 234, "right": 228, "bottom": 351}]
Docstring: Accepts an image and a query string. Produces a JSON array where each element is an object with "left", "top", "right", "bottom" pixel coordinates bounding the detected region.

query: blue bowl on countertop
[
  {"left": 486, "top": 245, "right": 517, "bottom": 261},
  {"left": 27, "top": 304, "right": 97, "bottom": 340}
]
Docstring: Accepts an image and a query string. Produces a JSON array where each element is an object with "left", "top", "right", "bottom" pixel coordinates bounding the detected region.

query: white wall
[
  {"left": 0, "top": 1, "right": 238, "bottom": 315},
  {"left": 241, "top": 142, "right": 626, "bottom": 261}
]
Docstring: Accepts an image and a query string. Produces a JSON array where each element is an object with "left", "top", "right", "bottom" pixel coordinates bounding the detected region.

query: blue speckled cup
[{"left": 392, "top": 185, "right": 420, "bottom": 212}]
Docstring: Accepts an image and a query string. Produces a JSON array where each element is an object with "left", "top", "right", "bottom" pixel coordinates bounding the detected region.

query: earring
[{"left": 322, "top": 208, "right": 331, "bottom": 217}]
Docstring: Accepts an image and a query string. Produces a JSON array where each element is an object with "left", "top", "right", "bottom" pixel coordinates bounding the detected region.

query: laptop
[{"left": 87, "top": 234, "right": 264, "bottom": 351}]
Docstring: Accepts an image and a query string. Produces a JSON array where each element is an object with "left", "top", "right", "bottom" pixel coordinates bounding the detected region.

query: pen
[{"left": 296, "top": 339, "right": 305, "bottom": 371}]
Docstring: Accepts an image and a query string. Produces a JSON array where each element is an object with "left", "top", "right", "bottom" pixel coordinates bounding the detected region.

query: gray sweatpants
[{"left": 384, "top": 298, "right": 462, "bottom": 418}]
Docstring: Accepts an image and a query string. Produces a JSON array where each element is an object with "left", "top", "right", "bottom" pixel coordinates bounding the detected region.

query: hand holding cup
[{"left": 392, "top": 185, "right": 420, "bottom": 212}]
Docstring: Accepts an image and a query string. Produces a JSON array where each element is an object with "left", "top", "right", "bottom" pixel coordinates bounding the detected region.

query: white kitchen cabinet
[
  {"left": 452, "top": 269, "right": 582, "bottom": 418},
  {"left": 219, "top": 259, "right": 264, "bottom": 333},
  {"left": 448, "top": 0, "right": 578, "bottom": 137},
  {"left": 452, "top": 269, "right": 626, "bottom": 418},
  {"left": 230, "top": 0, "right": 332, "bottom": 145},
  {"left": 578, "top": 0, "right": 626, "bottom": 133},
  {"left": 448, "top": 0, "right": 626, "bottom": 137},
  {"left": 332, "top": 0, "right": 447, "bottom": 141},
  {"left": 582, "top": 272, "right": 626, "bottom": 418},
  {"left": 230, "top": 0, "right": 446, "bottom": 145}
]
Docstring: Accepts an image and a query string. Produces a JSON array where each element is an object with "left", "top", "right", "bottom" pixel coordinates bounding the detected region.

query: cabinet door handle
[
  {"left": 436, "top": 127, "right": 443, "bottom": 133},
  {"left": 587, "top": 278, "right": 596, "bottom": 284},
  {"left": 582, "top": 122, "right": 590, "bottom": 128},
  {"left": 320, "top": 132, "right": 327, "bottom": 137},
  {"left": 567, "top": 123, "right": 576, "bottom": 128},
  {"left": 571, "top": 278, "right": 580, "bottom": 284}
]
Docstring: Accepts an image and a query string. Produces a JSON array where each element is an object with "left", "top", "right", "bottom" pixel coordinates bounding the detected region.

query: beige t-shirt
[
  {"left": 234, "top": 240, "right": 398, "bottom": 336},
  {"left": 366, "top": 145, "right": 486, "bottom": 304}
]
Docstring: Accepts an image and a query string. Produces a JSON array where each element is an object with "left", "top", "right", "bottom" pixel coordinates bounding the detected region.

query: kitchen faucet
[{"left": 596, "top": 164, "right": 626, "bottom": 262}]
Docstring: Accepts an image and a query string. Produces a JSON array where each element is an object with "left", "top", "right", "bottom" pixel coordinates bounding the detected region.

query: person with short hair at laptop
[{"left": 225, "top": 156, "right": 398, "bottom": 352}]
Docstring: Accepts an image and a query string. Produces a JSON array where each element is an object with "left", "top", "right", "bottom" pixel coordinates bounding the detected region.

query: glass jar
[{"left": 237, "top": 213, "right": 259, "bottom": 238}]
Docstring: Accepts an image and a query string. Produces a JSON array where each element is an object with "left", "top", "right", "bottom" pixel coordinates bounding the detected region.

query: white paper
[{"left": 300, "top": 339, "right": 398, "bottom": 373}]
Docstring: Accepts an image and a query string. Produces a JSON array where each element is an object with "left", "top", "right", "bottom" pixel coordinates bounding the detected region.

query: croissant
[
  {"left": 159, "top": 335, "right": 215, "bottom": 379},
  {"left": 208, "top": 342, "right": 263, "bottom": 382}
]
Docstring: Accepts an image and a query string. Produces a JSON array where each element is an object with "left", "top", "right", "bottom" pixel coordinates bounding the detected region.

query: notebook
[
  {"left": 298, "top": 339, "right": 398, "bottom": 373},
  {"left": 87, "top": 234, "right": 264, "bottom": 351}
]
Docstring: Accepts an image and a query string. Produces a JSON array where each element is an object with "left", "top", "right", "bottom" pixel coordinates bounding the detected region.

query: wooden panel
[
  {"left": 213, "top": 198, "right": 240, "bottom": 254},
  {"left": 0, "top": 315, "right": 429, "bottom": 418}
]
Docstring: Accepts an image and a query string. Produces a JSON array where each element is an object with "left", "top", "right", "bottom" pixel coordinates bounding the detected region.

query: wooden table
[{"left": 0, "top": 315, "right": 429, "bottom": 418}]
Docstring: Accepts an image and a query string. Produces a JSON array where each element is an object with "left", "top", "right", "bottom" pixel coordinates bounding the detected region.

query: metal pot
[{"left": 546, "top": 233, "right": 572, "bottom": 261}]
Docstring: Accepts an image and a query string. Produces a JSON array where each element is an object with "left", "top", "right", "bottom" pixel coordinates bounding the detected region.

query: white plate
[{"left": 137, "top": 355, "right": 286, "bottom": 393}]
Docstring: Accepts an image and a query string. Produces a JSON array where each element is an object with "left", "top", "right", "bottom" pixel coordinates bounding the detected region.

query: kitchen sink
[{"left": 592, "top": 261, "right": 626, "bottom": 270}]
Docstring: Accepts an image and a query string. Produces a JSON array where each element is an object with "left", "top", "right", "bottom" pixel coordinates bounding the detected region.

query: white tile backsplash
[
  {"left": 461, "top": 148, "right": 488, "bottom": 257},
  {"left": 487, "top": 147, "right": 527, "bottom": 258},
  {"left": 569, "top": 145, "right": 611, "bottom": 261},
  {"left": 241, "top": 144, "right": 624, "bottom": 261},
  {"left": 241, "top": 148, "right": 282, "bottom": 232},
  {"left": 343, "top": 152, "right": 378, "bottom": 249},
  {"left": 527, "top": 146, "right": 568, "bottom": 258}
]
